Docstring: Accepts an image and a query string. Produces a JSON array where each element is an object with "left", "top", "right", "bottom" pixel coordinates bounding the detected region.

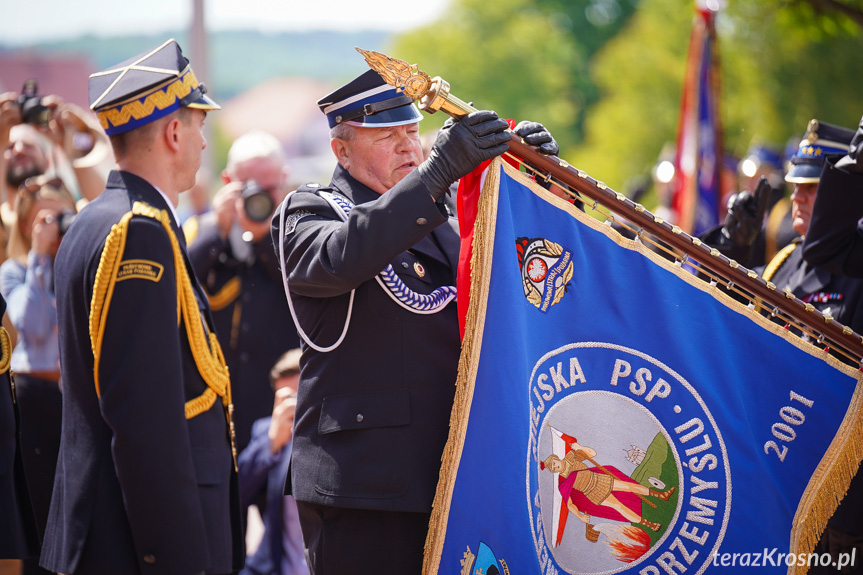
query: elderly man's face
[
  {"left": 4, "top": 125, "right": 48, "bottom": 187},
  {"left": 333, "top": 123, "right": 423, "bottom": 195},
  {"left": 790, "top": 182, "right": 818, "bottom": 236}
]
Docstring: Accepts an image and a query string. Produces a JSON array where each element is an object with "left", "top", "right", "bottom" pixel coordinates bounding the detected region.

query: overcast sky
[{"left": 1, "top": 0, "right": 451, "bottom": 46}]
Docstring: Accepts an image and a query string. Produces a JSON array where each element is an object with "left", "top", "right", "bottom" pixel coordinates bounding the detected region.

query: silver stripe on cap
[{"left": 323, "top": 84, "right": 393, "bottom": 114}]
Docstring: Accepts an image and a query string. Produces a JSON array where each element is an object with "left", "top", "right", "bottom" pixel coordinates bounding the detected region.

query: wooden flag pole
[{"left": 356, "top": 48, "right": 863, "bottom": 365}]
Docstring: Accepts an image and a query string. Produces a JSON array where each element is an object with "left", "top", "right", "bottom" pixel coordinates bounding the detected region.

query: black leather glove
[
  {"left": 721, "top": 176, "right": 771, "bottom": 248},
  {"left": 514, "top": 120, "right": 559, "bottom": 156},
  {"left": 417, "top": 110, "right": 510, "bottom": 201},
  {"left": 836, "top": 114, "right": 863, "bottom": 174}
]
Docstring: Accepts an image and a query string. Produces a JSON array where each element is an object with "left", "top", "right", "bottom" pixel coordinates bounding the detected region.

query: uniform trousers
[
  {"left": 296, "top": 501, "right": 430, "bottom": 575},
  {"left": 810, "top": 527, "right": 863, "bottom": 574},
  {"left": 14, "top": 374, "right": 61, "bottom": 575}
]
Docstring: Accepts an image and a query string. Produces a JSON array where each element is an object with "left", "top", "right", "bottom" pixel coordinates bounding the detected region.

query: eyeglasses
[{"left": 20, "top": 176, "right": 63, "bottom": 195}]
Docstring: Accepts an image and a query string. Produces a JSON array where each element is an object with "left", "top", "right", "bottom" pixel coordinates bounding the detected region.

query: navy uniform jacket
[
  {"left": 802, "top": 159, "right": 863, "bottom": 279},
  {"left": 0, "top": 295, "right": 40, "bottom": 559},
  {"left": 799, "top": 159, "right": 863, "bottom": 535},
  {"left": 187, "top": 216, "right": 300, "bottom": 450},
  {"left": 271, "top": 165, "right": 461, "bottom": 513},
  {"left": 761, "top": 238, "right": 863, "bottom": 339},
  {"left": 41, "top": 171, "right": 244, "bottom": 575}
]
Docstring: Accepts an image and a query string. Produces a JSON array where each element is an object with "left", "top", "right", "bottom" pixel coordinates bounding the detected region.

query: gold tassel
[
  {"left": 0, "top": 326, "right": 12, "bottom": 374},
  {"left": 88, "top": 202, "right": 236, "bottom": 468},
  {"left": 789, "top": 383, "right": 863, "bottom": 574},
  {"left": 208, "top": 276, "right": 241, "bottom": 311},
  {"left": 762, "top": 242, "right": 797, "bottom": 283},
  {"left": 90, "top": 214, "right": 133, "bottom": 396}
]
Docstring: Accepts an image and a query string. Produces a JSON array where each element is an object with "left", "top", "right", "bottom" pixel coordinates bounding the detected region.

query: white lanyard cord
[{"left": 278, "top": 197, "right": 354, "bottom": 353}]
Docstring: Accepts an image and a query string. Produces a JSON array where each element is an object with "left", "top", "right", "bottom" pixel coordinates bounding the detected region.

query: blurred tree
[
  {"left": 534, "top": 0, "right": 640, "bottom": 138},
  {"left": 391, "top": 0, "right": 861, "bottom": 208},
  {"left": 574, "top": 0, "right": 863, "bottom": 201},
  {"left": 569, "top": 0, "right": 691, "bottom": 200},
  {"left": 389, "top": 0, "right": 584, "bottom": 150},
  {"left": 780, "top": 0, "right": 863, "bottom": 31}
]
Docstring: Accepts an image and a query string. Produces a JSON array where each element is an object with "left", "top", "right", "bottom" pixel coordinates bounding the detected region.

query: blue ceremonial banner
[{"left": 424, "top": 160, "right": 863, "bottom": 575}]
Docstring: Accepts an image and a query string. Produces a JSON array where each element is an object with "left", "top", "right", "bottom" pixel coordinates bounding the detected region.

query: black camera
[
  {"left": 45, "top": 210, "right": 77, "bottom": 237},
  {"left": 242, "top": 180, "right": 275, "bottom": 223},
  {"left": 17, "top": 79, "right": 52, "bottom": 127}
]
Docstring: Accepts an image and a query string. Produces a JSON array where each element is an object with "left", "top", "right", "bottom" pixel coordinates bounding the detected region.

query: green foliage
[
  {"left": 534, "top": 0, "right": 640, "bottom": 136},
  {"left": 389, "top": 0, "right": 584, "bottom": 150},
  {"left": 571, "top": 0, "right": 863, "bottom": 197},
  {"left": 570, "top": 0, "right": 692, "bottom": 194},
  {"left": 391, "top": 0, "right": 862, "bottom": 203},
  {"left": 537, "top": 0, "right": 640, "bottom": 55}
]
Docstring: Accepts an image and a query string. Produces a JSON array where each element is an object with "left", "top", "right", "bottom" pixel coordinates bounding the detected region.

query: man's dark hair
[{"left": 108, "top": 107, "right": 195, "bottom": 160}]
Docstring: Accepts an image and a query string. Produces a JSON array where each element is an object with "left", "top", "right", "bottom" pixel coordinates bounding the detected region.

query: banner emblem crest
[
  {"left": 528, "top": 343, "right": 730, "bottom": 574},
  {"left": 516, "top": 237, "right": 574, "bottom": 312}
]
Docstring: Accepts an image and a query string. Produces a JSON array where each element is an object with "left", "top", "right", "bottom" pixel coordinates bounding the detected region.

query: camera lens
[
  {"left": 23, "top": 103, "right": 52, "bottom": 127},
  {"left": 242, "top": 180, "right": 275, "bottom": 223},
  {"left": 18, "top": 79, "right": 51, "bottom": 127},
  {"left": 57, "top": 210, "right": 76, "bottom": 236}
]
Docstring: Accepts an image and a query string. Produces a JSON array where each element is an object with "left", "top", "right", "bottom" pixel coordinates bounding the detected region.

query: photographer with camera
[
  {"left": 0, "top": 175, "right": 77, "bottom": 575},
  {"left": 187, "top": 130, "right": 300, "bottom": 452},
  {"left": 0, "top": 80, "right": 113, "bottom": 232}
]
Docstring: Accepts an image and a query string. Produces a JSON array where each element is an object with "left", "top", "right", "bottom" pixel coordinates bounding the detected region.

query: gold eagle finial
[{"left": 355, "top": 47, "right": 432, "bottom": 100}]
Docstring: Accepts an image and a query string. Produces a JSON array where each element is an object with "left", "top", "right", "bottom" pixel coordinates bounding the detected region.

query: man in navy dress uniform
[
  {"left": 272, "top": 68, "right": 558, "bottom": 573},
  {"left": 40, "top": 39, "right": 244, "bottom": 575},
  {"left": 0, "top": 293, "right": 40, "bottom": 562},
  {"left": 801, "top": 114, "right": 863, "bottom": 573},
  {"left": 758, "top": 119, "right": 861, "bottom": 332}
]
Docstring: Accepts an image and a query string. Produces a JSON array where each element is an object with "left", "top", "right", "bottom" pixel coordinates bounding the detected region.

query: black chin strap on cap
[
  {"left": 179, "top": 83, "right": 208, "bottom": 107},
  {"left": 334, "top": 94, "right": 414, "bottom": 125}
]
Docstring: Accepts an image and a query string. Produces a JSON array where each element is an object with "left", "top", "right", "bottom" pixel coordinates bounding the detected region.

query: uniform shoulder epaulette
[
  {"left": 295, "top": 182, "right": 334, "bottom": 195},
  {"left": 89, "top": 202, "right": 233, "bottom": 431},
  {"left": 282, "top": 184, "right": 339, "bottom": 236},
  {"left": 762, "top": 239, "right": 801, "bottom": 283}
]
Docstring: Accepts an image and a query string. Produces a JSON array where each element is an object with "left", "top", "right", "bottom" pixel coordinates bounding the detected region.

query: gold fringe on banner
[
  {"left": 423, "top": 159, "right": 501, "bottom": 575},
  {"left": 790, "top": 384, "right": 863, "bottom": 575}
]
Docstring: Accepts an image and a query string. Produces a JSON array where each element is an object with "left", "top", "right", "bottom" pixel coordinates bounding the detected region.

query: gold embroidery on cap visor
[{"left": 95, "top": 68, "right": 217, "bottom": 133}]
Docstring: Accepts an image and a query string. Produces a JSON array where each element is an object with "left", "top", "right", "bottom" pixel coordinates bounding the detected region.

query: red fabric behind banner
[{"left": 456, "top": 119, "right": 517, "bottom": 339}]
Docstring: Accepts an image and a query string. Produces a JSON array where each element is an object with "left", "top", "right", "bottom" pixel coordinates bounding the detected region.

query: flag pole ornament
[
  {"left": 354, "top": 48, "right": 863, "bottom": 363},
  {"left": 356, "top": 48, "right": 475, "bottom": 120}
]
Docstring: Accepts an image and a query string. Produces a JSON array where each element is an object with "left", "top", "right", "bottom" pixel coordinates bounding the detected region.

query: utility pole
[{"left": 189, "top": 0, "right": 213, "bottom": 176}]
